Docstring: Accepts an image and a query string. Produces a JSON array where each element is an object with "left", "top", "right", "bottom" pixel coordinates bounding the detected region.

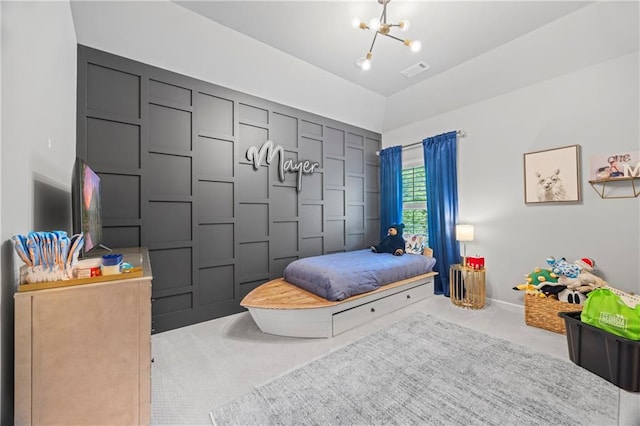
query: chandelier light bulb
[
  {"left": 410, "top": 40, "right": 422, "bottom": 53},
  {"left": 355, "top": 56, "right": 372, "bottom": 71},
  {"left": 400, "top": 20, "right": 410, "bottom": 32},
  {"left": 352, "top": 17, "right": 361, "bottom": 29},
  {"left": 369, "top": 18, "right": 381, "bottom": 31}
]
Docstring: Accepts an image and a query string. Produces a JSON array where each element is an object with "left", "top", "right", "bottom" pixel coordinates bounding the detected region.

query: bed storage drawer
[{"left": 332, "top": 281, "right": 431, "bottom": 336}]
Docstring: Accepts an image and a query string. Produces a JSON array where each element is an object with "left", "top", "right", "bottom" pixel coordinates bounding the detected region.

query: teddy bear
[
  {"left": 515, "top": 257, "right": 607, "bottom": 303},
  {"left": 371, "top": 224, "right": 406, "bottom": 256},
  {"left": 546, "top": 256, "right": 580, "bottom": 279},
  {"left": 551, "top": 257, "right": 608, "bottom": 304},
  {"left": 557, "top": 288, "right": 588, "bottom": 304},
  {"left": 558, "top": 258, "right": 608, "bottom": 292},
  {"left": 513, "top": 267, "right": 560, "bottom": 296}
]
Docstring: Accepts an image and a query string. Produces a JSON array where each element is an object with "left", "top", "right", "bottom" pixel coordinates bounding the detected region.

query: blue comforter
[{"left": 283, "top": 249, "right": 436, "bottom": 301}]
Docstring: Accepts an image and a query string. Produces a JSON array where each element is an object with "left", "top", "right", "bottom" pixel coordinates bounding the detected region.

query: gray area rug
[{"left": 210, "top": 313, "right": 618, "bottom": 426}]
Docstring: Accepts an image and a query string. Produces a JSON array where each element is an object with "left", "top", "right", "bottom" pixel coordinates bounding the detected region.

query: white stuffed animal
[{"left": 557, "top": 258, "right": 607, "bottom": 294}]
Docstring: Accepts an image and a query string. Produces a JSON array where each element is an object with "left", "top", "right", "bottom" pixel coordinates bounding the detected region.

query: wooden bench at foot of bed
[{"left": 241, "top": 272, "right": 437, "bottom": 338}]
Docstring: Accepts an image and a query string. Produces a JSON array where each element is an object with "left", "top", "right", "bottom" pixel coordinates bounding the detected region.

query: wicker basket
[{"left": 524, "top": 294, "right": 583, "bottom": 334}]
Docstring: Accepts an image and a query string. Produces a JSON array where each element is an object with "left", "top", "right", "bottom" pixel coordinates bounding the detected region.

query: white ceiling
[{"left": 173, "top": 1, "right": 594, "bottom": 97}]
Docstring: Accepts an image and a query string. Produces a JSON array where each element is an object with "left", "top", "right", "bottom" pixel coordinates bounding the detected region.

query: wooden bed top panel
[{"left": 241, "top": 271, "right": 437, "bottom": 310}]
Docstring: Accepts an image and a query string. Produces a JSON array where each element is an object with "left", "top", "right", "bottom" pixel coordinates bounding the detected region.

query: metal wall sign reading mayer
[{"left": 246, "top": 140, "right": 320, "bottom": 192}]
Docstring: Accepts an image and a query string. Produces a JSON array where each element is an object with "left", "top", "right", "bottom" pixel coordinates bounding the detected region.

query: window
[{"left": 402, "top": 166, "right": 427, "bottom": 239}]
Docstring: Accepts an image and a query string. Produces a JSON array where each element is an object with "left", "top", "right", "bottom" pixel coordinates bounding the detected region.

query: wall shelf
[{"left": 588, "top": 176, "right": 640, "bottom": 199}]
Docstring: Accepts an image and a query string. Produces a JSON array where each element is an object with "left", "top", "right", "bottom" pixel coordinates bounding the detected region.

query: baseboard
[{"left": 487, "top": 297, "right": 524, "bottom": 310}]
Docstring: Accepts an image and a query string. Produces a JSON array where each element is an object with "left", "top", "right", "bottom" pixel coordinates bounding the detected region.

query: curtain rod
[{"left": 376, "top": 129, "right": 466, "bottom": 156}]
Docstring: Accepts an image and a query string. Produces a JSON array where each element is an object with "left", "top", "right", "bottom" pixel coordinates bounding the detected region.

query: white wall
[
  {"left": 0, "top": 1, "right": 77, "bottom": 422},
  {"left": 384, "top": 51, "right": 640, "bottom": 304},
  {"left": 69, "top": 0, "right": 386, "bottom": 133}
]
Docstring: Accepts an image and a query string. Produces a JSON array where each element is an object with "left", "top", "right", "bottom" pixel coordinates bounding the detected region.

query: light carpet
[{"left": 210, "top": 313, "right": 618, "bottom": 426}]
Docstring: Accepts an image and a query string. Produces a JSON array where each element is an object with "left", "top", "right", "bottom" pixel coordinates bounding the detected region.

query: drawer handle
[
  {"left": 407, "top": 294, "right": 411, "bottom": 299},
  {"left": 370, "top": 307, "right": 375, "bottom": 313}
]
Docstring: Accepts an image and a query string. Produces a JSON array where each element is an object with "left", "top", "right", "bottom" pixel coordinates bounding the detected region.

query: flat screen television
[{"left": 72, "top": 157, "right": 104, "bottom": 257}]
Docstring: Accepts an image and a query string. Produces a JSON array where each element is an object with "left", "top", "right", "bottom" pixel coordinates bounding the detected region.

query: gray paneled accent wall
[{"left": 76, "top": 45, "right": 381, "bottom": 332}]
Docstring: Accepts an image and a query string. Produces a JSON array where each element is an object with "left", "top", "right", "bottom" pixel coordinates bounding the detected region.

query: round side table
[{"left": 450, "top": 264, "right": 486, "bottom": 309}]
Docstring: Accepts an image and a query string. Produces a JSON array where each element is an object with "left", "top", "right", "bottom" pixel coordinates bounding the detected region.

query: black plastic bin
[{"left": 559, "top": 311, "right": 640, "bottom": 392}]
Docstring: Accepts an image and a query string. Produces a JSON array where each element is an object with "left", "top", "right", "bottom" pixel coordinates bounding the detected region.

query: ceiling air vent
[{"left": 401, "top": 61, "right": 431, "bottom": 78}]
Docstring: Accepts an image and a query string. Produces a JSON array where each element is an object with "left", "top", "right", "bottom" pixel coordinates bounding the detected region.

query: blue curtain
[
  {"left": 423, "top": 132, "right": 459, "bottom": 296},
  {"left": 379, "top": 146, "right": 403, "bottom": 240}
]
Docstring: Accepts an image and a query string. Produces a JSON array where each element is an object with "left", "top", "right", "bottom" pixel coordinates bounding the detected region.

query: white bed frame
[{"left": 241, "top": 269, "right": 437, "bottom": 338}]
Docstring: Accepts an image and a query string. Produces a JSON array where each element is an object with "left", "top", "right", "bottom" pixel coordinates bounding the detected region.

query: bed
[{"left": 241, "top": 242, "right": 437, "bottom": 338}]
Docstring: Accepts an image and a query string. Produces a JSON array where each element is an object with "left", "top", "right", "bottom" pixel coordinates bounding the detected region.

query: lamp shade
[{"left": 456, "top": 224, "right": 474, "bottom": 242}]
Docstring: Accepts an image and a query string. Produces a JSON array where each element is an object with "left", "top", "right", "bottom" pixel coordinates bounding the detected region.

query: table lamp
[{"left": 455, "top": 224, "right": 474, "bottom": 266}]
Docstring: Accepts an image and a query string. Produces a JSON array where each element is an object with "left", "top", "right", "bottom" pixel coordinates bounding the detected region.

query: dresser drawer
[{"left": 332, "top": 282, "right": 431, "bottom": 336}]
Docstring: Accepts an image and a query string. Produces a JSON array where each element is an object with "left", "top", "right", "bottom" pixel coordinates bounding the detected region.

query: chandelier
[{"left": 352, "top": 0, "right": 422, "bottom": 71}]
